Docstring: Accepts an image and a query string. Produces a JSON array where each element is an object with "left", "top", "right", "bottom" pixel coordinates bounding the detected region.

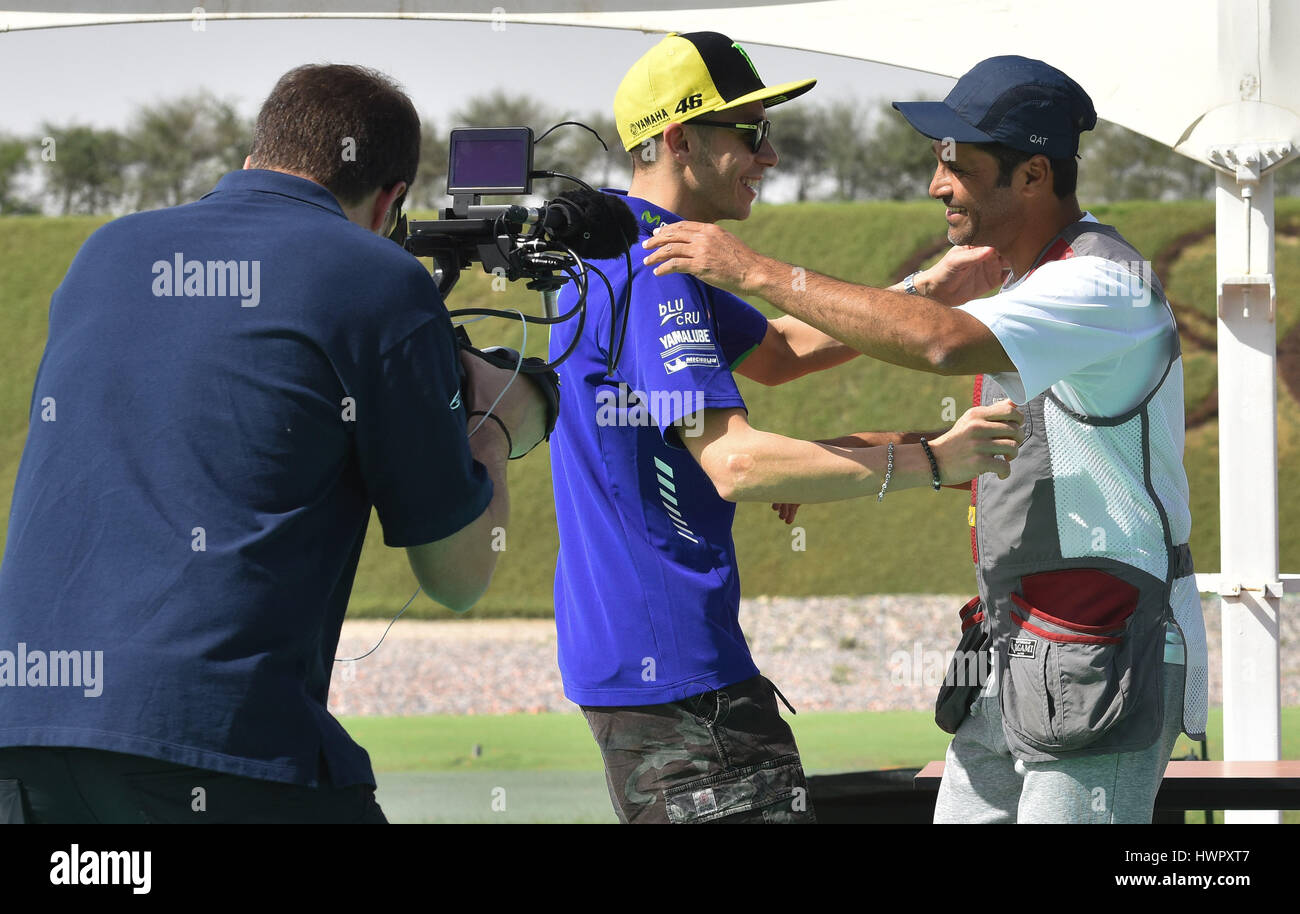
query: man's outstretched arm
[
  {"left": 642, "top": 222, "right": 1015, "bottom": 377},
  {"left": 733, "top": 315, "right": 860, "bottom": 386},
  {"left": 680, "top": 403, "right": 1022, "bottom": 505}
]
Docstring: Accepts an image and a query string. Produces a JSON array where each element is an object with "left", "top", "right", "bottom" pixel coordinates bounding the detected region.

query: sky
[{"left": 0, "top": 17, "right": 955, "bottom": 178}]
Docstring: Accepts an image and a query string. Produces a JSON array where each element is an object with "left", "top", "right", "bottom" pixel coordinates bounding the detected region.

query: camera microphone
[{"left": 541, "top": 190, "right": 638, "bottom": 260}]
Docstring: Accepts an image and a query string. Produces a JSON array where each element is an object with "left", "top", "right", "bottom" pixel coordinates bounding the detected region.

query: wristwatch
[{"left": 903, "top": 271, "right": 922, "bottom": 295}]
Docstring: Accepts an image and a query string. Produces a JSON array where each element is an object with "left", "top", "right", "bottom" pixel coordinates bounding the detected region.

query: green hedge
[{"left": 3, "top": 199, "right": 1298, "bottom": 618}]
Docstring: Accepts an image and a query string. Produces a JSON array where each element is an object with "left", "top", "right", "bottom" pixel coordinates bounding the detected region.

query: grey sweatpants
[{"left": 933, "top": 659, "right": 1185, "bottom": 824}]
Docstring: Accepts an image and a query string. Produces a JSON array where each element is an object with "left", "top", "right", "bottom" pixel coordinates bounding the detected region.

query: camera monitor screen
[{"left": 447, "top": 127, "right": 533, "bottom": 196}]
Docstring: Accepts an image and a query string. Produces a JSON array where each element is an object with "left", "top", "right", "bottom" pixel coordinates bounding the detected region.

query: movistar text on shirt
[{"left": 151, "top": 253, "right": 261, "bottom": 307}]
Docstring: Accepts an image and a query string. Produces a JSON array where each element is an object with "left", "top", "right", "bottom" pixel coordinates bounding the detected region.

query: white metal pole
[{"left": 1213, "top": 158, "right": 1282, "bottom": 824}]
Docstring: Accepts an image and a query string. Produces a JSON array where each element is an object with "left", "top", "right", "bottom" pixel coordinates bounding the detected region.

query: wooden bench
[{"left": 914, "top": 760, "right": 1300, "bottom": 811}]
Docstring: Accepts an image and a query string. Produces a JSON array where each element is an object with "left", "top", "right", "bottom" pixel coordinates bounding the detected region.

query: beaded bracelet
[
  {"left": 877, "top": 441, "right": 894, "bottom": 502},
  {"left": 919, "top": 436, "right": 942, "bottom": 490}
]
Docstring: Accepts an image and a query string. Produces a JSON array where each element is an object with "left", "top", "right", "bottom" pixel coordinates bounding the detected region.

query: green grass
[
  {"left": 347, "top": 707, "right": 1300, "bottom": 822},
  {"left": 343, "top": 712, "right": 606, "bottom": 772},
  {"left": 344, "top": 706, "right": 1300, "bottom": 774},
  {"left": 371, "top": 770, "right": 617, "bottom": 823},
  {"left": 3, "top": 201, "right": 1299, "bottom": 616}
]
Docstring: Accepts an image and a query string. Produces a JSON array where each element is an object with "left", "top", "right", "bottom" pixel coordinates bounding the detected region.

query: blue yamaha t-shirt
[
  {"left": 0, "top": 170, "right": 493, "bottom": 787},
  {"left": 548, "top": 192, "right": 769, "bottom": 706}
]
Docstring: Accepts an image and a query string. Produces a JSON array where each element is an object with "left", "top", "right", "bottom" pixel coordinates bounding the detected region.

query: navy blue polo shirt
[
  {"left": 548, "top": 192, "right": 768, "bottom": 706},
  {"left": 0, "top": 170, "right": 492, "bottom": 787}
]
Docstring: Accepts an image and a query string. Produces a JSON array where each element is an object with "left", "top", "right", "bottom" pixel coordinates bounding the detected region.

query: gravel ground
[{"left": 327, "top": 595, "right": 1300, "bottom": 717}]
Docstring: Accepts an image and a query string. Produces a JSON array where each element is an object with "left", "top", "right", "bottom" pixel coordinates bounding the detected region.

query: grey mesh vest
[{"left": 972, "top": 220, "right": 1209, "bottom": 763}]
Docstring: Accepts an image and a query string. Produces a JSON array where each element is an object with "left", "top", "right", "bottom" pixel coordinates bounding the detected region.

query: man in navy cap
[{"left": 643, "top": 55, "right": 1208, "bottom": 824}]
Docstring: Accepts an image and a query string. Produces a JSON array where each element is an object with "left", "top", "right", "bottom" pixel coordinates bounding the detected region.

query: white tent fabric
[
  {"left": 3, "top": 1, "right": 1295, "bottom": 821},
  {"left": 4, "top": 1, "right": 1299, "bottom": 166}
]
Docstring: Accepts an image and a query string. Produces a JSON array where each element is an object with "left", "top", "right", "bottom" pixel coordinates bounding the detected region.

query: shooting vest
[{"left": 972, "top": 221, "right": 1208, "bottom": 762}]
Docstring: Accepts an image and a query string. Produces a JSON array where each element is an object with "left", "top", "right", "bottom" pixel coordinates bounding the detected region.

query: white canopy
[{"left": 3, "top": 0, "right": 1299, "bottom": 168}]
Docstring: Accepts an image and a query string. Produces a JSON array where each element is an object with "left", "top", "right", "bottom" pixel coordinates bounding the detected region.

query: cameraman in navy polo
[{"left": 0, "top": 64, "right": 547, "bottom": 823}]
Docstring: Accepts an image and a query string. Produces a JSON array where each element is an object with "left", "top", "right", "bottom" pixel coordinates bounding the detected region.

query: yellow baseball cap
[{"left": 614, "top": 31, "right": 816, "bottom": 151}]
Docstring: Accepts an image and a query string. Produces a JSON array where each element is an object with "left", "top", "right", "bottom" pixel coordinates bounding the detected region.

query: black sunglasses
[{"left": 689, "top": 118, "right": 772, "bottom": 153}]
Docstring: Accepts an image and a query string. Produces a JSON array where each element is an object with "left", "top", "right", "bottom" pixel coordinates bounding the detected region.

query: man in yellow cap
[
  {"left": 547, "top": 32, "right": 1024, "bottom": 824},
  {"left": 614, "top": 30, "right": 815, "bottom": 223}
]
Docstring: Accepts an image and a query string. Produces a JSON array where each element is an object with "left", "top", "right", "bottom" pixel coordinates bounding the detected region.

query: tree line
[{"left": 3, "top": 90, "right": 1295, "bottom": 216}]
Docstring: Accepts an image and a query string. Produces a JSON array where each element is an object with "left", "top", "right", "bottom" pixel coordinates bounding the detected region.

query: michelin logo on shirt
[{"left": 663, "top": 353, "right": 719, "bottom": 375}]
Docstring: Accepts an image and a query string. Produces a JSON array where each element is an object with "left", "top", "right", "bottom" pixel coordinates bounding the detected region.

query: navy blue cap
[{"left": 893, "top": 56, "right": 1097, "bottom": 159}]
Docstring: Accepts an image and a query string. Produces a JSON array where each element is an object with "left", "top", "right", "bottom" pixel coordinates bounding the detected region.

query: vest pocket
[
  {"left": 1001, "top": 570, "right": 1139, "bottom": 752},
  {"left": 935, "top": 596, "right": 992, "bottom": 734}
]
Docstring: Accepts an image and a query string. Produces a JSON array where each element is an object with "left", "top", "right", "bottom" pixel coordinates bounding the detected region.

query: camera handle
[{"left": 454, "top": 326, "right": 561, "bottom": 457}]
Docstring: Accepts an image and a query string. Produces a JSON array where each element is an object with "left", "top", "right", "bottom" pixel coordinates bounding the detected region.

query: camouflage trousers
[{"left": 581, "top": 675, "right": 816, "bottom": 824}]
